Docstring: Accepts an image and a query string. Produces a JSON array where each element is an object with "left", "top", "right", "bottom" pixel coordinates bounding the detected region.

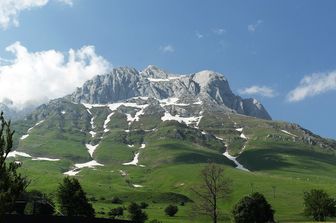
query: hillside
[{"left": 6, "top": 66, "right": 336, "bottom": 222}]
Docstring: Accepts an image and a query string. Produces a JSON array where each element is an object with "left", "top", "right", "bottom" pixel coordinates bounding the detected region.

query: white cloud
[
  {"left": 239, "top": 85, "right": 276, "bottom": 98},
  {"left": 0, "top": 42, "right": 111, "bottom": 109},
  {"left": 159, "top": 45, "right": 175, "bottom": 53},
  {"left": 212, "top": 28, "right": 226, "bottom": 35},
  {"left": 0, "top": 0, "right": 73, "bottom": 29},
  {"left": 248, "top": 20, "right": 263, "bottom": 32},
  {"left": 287, "top": 71, "right": 336, "bottom": 102}
]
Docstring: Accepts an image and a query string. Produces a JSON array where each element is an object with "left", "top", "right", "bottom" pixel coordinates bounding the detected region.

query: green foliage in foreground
[
  {"left": 57, "top": 177, "right": 95, "bottom": 218},
  {"left": 303, "top": 189, "right": 336, "bottom": 222},
  {"left": 0, "top": 113, "right": 29, "bottom": 216},
  {"left": 232, "top": 192, "right": 275, "bottom": 223},
  {"left": 127, "top": 202, "right": 148, "bottom": 223},
  {"left": 164, "top": 204, "right": 178, "bottom": 217}
]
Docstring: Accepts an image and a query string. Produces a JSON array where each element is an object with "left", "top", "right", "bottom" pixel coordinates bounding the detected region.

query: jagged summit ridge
[{"left": 69, "top": 66, "right": 271, "bottom": 120}]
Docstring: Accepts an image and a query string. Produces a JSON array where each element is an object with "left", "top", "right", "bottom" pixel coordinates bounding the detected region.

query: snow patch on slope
[
  {"left": 32, "top": 157, "right": 60, "bottom": 161},
  {"left": 20, "top": 120, "right": 45, "bottom": 140},
  {"left": 103, "top": 112, "right": 114, "bottom": 132},
  {"left": 86, "top": 144, "right": 98, "bottom": 158},
  {"left": 7, "top": 151, "right": 32, "bottom": 158},
  {"left": 122, "top": 144, "right": 146, "bottom": 166},
  {"left": 161, "top": 112, "right": 202, "bottom": 126},
  {"left": 281, "top": 130, "right": 297, "bottom": 137},
  {"left": 223, "top": 151, "right": 249, "bottom": 172},
  {"left": 75, "top": 160, "right": 104, "bottom": 169}
]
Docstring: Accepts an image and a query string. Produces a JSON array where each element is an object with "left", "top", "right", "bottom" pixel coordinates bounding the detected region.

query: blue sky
[{"left": 0, "top": 0, "right": 335, "bottom": 139}]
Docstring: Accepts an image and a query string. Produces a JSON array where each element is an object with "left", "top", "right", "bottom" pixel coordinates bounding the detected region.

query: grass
[{"left": 9, "top": 105, "right": 336, "bottom": 222}]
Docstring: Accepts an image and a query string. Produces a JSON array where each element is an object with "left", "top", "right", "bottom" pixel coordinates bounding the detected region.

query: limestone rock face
[{"left": 69, "top": 65, "right": 272, "bottom": 120}]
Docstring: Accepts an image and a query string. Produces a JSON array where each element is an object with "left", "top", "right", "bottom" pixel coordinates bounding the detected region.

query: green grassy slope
[{"left": 8, "top": 101, "right": 336, "bottom": 222}]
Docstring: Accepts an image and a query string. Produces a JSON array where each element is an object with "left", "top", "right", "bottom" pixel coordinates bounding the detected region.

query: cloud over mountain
[
  {"left": 0, "top": 42, "right": 111, "bottom": 109},
  {"left": 239, "top": 85, "right": 276, "bottom": 98}
]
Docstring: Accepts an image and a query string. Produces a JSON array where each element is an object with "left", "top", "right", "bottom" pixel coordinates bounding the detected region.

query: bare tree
[{"left": 192, "top": 163, "right": 232, "bottom": 223}]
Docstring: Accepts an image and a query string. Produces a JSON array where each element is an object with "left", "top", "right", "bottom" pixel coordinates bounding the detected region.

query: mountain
[
  {"left": 68, "top": 65, "right": 271, "bottom": 120},
  {"left": 7, "top": 66, "right": 336, "bottom": 222}
]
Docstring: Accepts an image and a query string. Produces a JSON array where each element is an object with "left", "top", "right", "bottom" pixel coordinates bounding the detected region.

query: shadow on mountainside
[{"left": 238, "top": 144, "right": 336, "bottom": 172}]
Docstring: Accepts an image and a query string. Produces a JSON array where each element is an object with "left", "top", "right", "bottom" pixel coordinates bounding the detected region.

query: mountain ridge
[{"left": 67, "top": 65, "right": 272, "bottom": 120}]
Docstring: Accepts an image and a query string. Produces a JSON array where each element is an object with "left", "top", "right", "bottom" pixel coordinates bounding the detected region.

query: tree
[
  {"left": 232, "top": 192, "right": 275, "bottom": 223},
  {"left": 23, "top": 190, "right": 55, "bottom": 216},
  {"left": 56, "top": 177, "right": 95, "bottom": 218},
  {"left": 108, "top": 207, "right": 123, "bottom": 219},
  {"left": 0, "top": 112, "right": 29, "bottom": 216},
  {"left": 127, "top": 202, "right": 148, "bottom": 223},
  {"left": 140, "top": 202, "right": 149, "bottom": 209},
  {"left": 164, "top": 204, "right": 178, "bottom": 217},
  {"left": 303, "top": 189, "right": 336, "bottom": 221},
  {"left": 192, "top": 163, "right": 232, "bottom": 223}
]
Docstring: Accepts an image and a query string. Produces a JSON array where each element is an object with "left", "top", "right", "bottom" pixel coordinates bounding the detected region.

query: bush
[
  {"left": 89, "top": 196, "right": 97, "bottom": 202},
  {"left": 164, "top": 205, "right": 178, "bottom": 217},
  {"left": 23, "top": 190, "right": 55, "bottom": 216},
  {"left": 108, "top": 207, "right": 123, "bottom": 219},
  {"left": 128, "top": 202, "right": 148, "bottom": 223},
  {"left": 232, "top": 192, "right": 274, "bottom": 223},
  {"left": 140, "top": 202, "right": 149, "bottom": 209},
  {"left": 56, "top": 177, "right": 95, "bottom": 217},
  {"left": 303, "top": 189, "right": 336, "bottom": 221},
  {"left": 111, "top": 196, "right": 123, "bottom": 204}
]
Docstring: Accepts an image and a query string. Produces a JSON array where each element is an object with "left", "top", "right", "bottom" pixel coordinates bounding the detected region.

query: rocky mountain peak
[
  {"left": 141, "top": 65, "right": 169, "bottom": 79},
  {"left": 68, "top": 65, "right": 272, "bottom": 120},
  {"left": 192, "top": 70, "right": 227, "bottom": 89}
]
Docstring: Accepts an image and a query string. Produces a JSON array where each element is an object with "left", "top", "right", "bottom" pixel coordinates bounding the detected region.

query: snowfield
[
  {"left": 161, "top": 112, "right": 202, "bottom": 126},
  {"left": 123, "top": 152, "right": 140, "bottom": 166},
  {"left": 236, "top": 128, "right": 243, "bottom": 132},
  {"left": 75, "top": 160, "right": 104, "bottom": 169},
  {"left": 240, "top": 133, "right": 247, "bottom": 139},
  {"left": 103, "top": 112, "right": 115, "bottom": 132},
  {"left": 86, "top": 144, "right": 99, "bottom": 157},
  {"left": 123, "top": 144, "right": 146, "bottom": 166},
  {"left": 281, "top": 130, "right": 297, "bottom": 137},
  {"left": 32, "top": 157, "right": 60, "bottom": 161},
  {"left": 223, "top": 151, "right": 250, "bottom": 172},
  {"left": 7, "top": 151, "right": 32, "bottom": 158},
  {"left": 20, "top": 120, "right": 45, "bottom": 140}
]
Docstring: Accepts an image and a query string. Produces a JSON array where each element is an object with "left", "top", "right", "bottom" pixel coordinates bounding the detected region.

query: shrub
[
  {"left": 303, "top": 189, "right": 336, "bottom": 221},
  {"left": 140, "top": 202, "right": 149, "bottom": 209},
  {"left": 128, "top": 202, "right": 148, "bottom": 223},
  {"left": 108, "top": 207, "right": 123, "bottom": 219},
  {"left": 232, "top": 192, "right": 274, "bottom": 223},
  {"left": 111, "top": 196, "right": 123, "bottom": 204},
  {"left": 56, "top": 177, "right": 95, "bottom": 217},
  {"left": 164, "top": 204, "right": 178, "bottom": 217}
]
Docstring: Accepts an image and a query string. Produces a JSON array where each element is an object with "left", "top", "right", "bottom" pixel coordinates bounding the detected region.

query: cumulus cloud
[
  {"left": 287, "top": 71, "right": 336, "bottom": 102},
  {"left": 159, "top": 45, "right": 175, "bottom": 53},
  {"left": 239, "top": 85, "right": 276, "bottom": 98},
  {"left": 248, "top": 20, "right": 263, "bottom": 32},
  {"left": 0, "top": 42, "right": 111, "bottom": 109},
  {"left": 0, "top": 0, "right": 73, "bottom": 29}
]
